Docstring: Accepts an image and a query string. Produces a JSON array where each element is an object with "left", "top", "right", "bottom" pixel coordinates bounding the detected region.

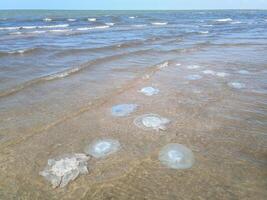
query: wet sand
[{"left": 0, "top": 53, "right": 267, "bottom": 199}]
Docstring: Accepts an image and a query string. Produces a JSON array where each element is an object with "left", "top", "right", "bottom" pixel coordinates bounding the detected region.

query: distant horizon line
[{"left": 0, "top": 8, "right": 267, "bottom": 11}]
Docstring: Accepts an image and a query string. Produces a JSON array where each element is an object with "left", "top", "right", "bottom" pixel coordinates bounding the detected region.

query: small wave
[
  {"left": 199, "top": 31, "right": 209, "bottom": 34},
  {"left": 49, "top": 29, "right": 72, "bottom": 33},
  {"left": 129, "top": 16, "right": 135, "bottom": 19},
  {"left": 0, "top": 26, "right": 20, "bottom": 30},
  {"left": 132, "top": 24, "right": 147, "bottom": 27},
  {"left": 45, "top": 67, "right": 81, "bottom": 80},
  {"left": 67, "top": 18, "right": 76, "bottom": 22},
  {"left": 9, "top": 31, "right": 22, "bottom": 35},
  {"left": 38, "top": 24, "right": 69, "bottom": 29},
  {"left": 43, "top": 18, "right": 52, "bottom": 22},
  {"left": 77, "top": 26, "right": 109, "bottom": 31},
  {"left": 230, "top": 21, "right": 242, "bottom": 24},
  {"left": 88, "top": 18, "right": 96, "bottom": 22},
  {"left": 105, "top": 23, "right": 115, "bottom": 26},
  {"left": 29, "top": 30, "right": 46, "bottom": 34},
  {"left": 0, "top": 47, "right": 41, "bottom": 57},
  {"left": 151, "top": 22, "right": 168, "bottom": 26},
  {"left": 214, "top": 18, "right": 233, "bottom": 22}
]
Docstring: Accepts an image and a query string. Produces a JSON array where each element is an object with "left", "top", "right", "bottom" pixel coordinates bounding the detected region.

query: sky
[{"left": 1, "top": 0, "right": 267, "bottom": 10}]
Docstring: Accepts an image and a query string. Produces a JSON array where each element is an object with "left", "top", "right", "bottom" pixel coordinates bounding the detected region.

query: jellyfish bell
[
  {"left": 159, "top": 144, "right": 194, "bottom": 169},
  {"left": 140, "top": 87, "right": 159, "bottom": 96},
  {"left": 186, "top": 74, "right": 202, "bottom": 80},
  {"left": 84, "top": 139, "right": 120, "bottom": 158},
  {"left": 228, "top": 82, "right": 245, "bottom": 89},
  {"left": 111, "top": 104, "right": 138, "bottom": 117},
  {"left": 134, "top": 114, "right": 170, "bottom": 131}
]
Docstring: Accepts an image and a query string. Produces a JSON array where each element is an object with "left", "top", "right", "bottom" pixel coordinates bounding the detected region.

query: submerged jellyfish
[
  {"left": 238, "top": 70, "right": 250, "bottom": 75},
  {"left": 187, "top": 65, "right": 201, "bottom": 69},
  {"left": 84, "top": 139, "right": 120, "bottom": 158},
  {"left": 202, "top": 70, "right": 216, "bottom": 75},
  {"left": 39, "top": 153, "right": 89, "bottom": 188},
  {"left": 228, "top": 82, "right": 245, "bottom": 89},
  {"left": 139, "top": 87, "right": 159, "bottom": 96},
  {"left": 216, "top": 72, "right": 228, "bottom": 77},
  {"left": 158, "top": 144, "right": 194, "bottom": 169},
  {"left": 186, "top": 74, "right": 202, "bottom": 80},
  {"left": 134, "top": 114, "right": 170, "bottom": 131},
  {"left": 111, "top": 104, "right": 138, "bottom": 117}
]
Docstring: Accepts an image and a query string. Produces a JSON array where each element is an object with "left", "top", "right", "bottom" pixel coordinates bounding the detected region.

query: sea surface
[{"left": 0, "top": 10, "right": 267, "bottom": 199}]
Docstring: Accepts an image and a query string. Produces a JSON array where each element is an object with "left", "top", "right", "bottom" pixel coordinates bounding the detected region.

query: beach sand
[{"left": 0, "top": 58, "right": 266, "bottom": 199}]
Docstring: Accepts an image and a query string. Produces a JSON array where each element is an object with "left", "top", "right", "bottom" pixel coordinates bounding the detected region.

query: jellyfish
[
  {"left": 39, "top": 153, "right": 89, "bottom": 188},
  {"left": 228, "top": 82, "right": 245, "bottom": 89},
  {"left": 216, "top": 72, "right": 228, "bottom": 77},
  {"left": 111, "top": 104, "right": 138, "bottom": 117},
  {"left": 185, "top": 74, "right": 202, "bottom": 80},
  {"left": 158, "top": 144, "right": 194, "bottom": 169},
  {"left": 187, "top": 65, "right": 201, "bottom": 69},
  {"left": 134, "top": 114, "right": 170, "bottom": 131},
  {"left": 139, "top": 87, "right": 159, "bottom": 96},
  {"left": 202, "top": 70, "right": 215, "bottom": 75},
  {"left": 238, "top": 70, "right": 250, "bottom": 75},
  {"left": 84, "top": 139, "right": 120, "bottom": 158}
]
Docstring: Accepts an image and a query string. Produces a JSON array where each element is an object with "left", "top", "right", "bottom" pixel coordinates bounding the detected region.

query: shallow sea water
[{"left": 0, "top": 10, "right": 267, "bottom": 199}]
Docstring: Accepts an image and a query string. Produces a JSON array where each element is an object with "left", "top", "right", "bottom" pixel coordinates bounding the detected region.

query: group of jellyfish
[{"left": 41, "top": 62, "right": 247, "bottom": 188}]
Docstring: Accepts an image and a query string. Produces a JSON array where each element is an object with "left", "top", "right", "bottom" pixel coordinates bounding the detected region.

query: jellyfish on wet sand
[
  {"left": 139, "top": 87, "right": 159, "bottom": 96},
  {"left": 202, "top": 70, "right": 215, "bottom": 75},
  {"left": 228, "top": 82, "right": 245, "bottom": 89},
  {"left": 39, "top": 153, "right": 89, "bottom": 188},
  {"left": 238, "top": 70, "right": 250, "bottom": 75},
  {"left": 185, "top": 74, "right": 202, "bottom": 80},
  {"left": 134, "top": 114, "right": 170, "bottom": 131},
  {"left": 159, "top": 144, "right": 194, "bottom": 169},
  {"left": 84, "top": 138, "right": 120, "bottom": 158},
  {"left": 216, "top": 72, "right": 228, "bottom": 77},
  {"left": 111, "top": 104, "right": 138, "bottom": 117},
  {"left": 187, "top": 65, "right": 201, "bottom": 69}
]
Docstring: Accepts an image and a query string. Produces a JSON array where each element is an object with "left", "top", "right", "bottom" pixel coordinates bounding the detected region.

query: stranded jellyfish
[
  {"left": 228, "top": 82, "right": 245, "bottom": 89},
  {"left": 140, "top": 87, "right": 159, "bottom": 96},
  {"left": 159, "top": 144, "right": 194, "bottom": 169},
  {"left": 134, "top": 114, "right": 170, "bottom": 131},
  {"left": 39, "top": 153, "right": 89, "bottom": 188},
  {"left": 111, "top": 104, "right": 138, "bottom": 117},
  {"left": 187, "top": 65, "right": 201, "bottom": 69},
  {"left": 186, "top": 74, "right": 202, "bottom": 80},
  {"left": 202, "top": 70, "right": 215, "bottom": 75},
  {"left": 216, "top": 72, "right": 228, "bottom": 77},
  {"left": 84, "top": 138, "right": 120, "bottom": 158},
  {"left": 238, "top": 70, "right": 250, "bottom": 75}
]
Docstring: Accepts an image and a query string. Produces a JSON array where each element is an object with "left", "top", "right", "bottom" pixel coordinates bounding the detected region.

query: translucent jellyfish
[
  {"left": 202, "top": 70, "right": 215, "bottom": 75},
  {"left": 238, "top": 70, "right": 250, "bottom": 75},
  {"left": 134, "top": 114, "right": 170, "bottom": 131},
  {"left": 158, "top": 144, "right": 194, "bottom": 169},
  {"left": 84, "top": 139, "right": 120, "bottom": 158},
  {"left": 176, "top": 63, "right": 181, "bottom": 66},
  {"left": 216, "top": 72, "right": 228, "bottom": 77},
  {"left": 228, "top": 82, "right": 245, "bottom": 89},
  {"left": 39, "top": 153, "right": 89, "bottom": 188},
  {"left": 139, "top": 87, "right": 159, "bottom": 96},
  {"left": 187, "top": 65, "right": 201, "bottom": 69},
  {"left": 111, "top": 104, "right": 138, "bottom": 117},
  {"left": 185, "top": 74, "right": 202, "bottom": 80}
]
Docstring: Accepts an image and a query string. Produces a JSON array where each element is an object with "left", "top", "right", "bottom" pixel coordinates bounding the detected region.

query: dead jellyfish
[
  {"left": 216, "top": 72, "right": 228, "bottom": 77},
  {"left": 84, "top": 139, "right": 120, "bottom": 158},
  {"left": 39, "top": 153, "right": 89, "bottom": 188},
  {"left": 228, "top": 82, "right": 245, "bottom": 89},
  {"left": 159, "top": 144, "right": 194, "bottom": 169},
  {"left": 111, "top": 104, "right": 137, "bottom": 117},
  {"left": 238, "top": 70, "right": 250, "bottom": 75},
  {"left": 185, "top": 74, "right": 202, "bottom": 80},
  {"left": 187, "top": 65, "right": 201, "bottom": 69},
  {"left": 139, "top": 87, "right": 159, "bottom": 96},
  {"left": 134, "top": 114, "right": 170, "bottom": 131},
  {"left": 202, "top": 70, "right": 215, "bottom": 75}
]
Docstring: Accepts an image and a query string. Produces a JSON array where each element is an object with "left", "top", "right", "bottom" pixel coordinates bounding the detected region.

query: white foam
[
  {"left": 0, "top": 26, "right": 20, "bottom": 30},
  {"left": 129, "top": 16, "right": 135, "bottom": 19},
  {"left": 49, "top": 29, "right": 72, "bottom": 33},
  {"left": 231, "top": 21, "right": 242, "bottom": 24},
  {"left": 9, "top": 31, "right": 22, "bottom": 35},
  {"left": 132, "top": 24, "right": 147, "bottom": 27},
  {"left": 199, "top": 31, "right": 209, "bottom": 34},
  {"left": 77, "top": 26, "right": 109, "bottom": 31},
  {"left": 43, "top": 18, "right": 52, "bottom": 22},
  {"left": 176, "top": 63, "right": 181, "bottom": 66},
  {"left": 38, "top": 24, "right": 69, "bottom": 29},
  {"left": 105, "top": 22, "right": 115, "bottom": 26},
  {"left": 88, "top": 18, "right": 96, "bottom": 22},
  {"left": 30, "top": 30, "right": 46, "bottom": 34},
  {"left": 151, "top": 22, "right": 168, "bottom": 26},
  {"left": 215, "top": 18, "right": 233, "bottom": 22},
  {"left": 67, "top": 18, "right": 76, "bottom": 22}
]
